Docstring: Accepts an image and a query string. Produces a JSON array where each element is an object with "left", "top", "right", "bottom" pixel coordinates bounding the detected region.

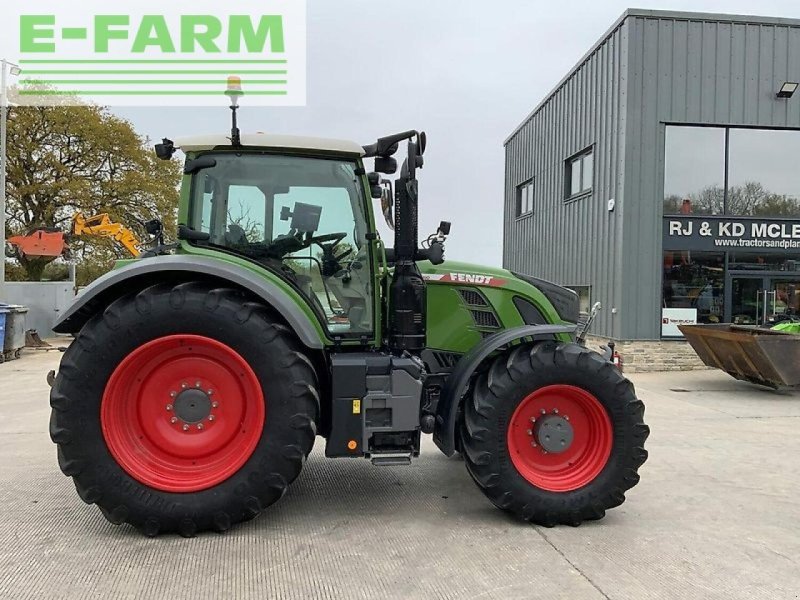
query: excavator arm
[{"left": 71, "top": 213, "right": 141, "bottom": 257}]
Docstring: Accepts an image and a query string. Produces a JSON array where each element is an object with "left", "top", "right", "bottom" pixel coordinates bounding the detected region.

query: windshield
[{"left": 188, "top": 153, "right": 373, "bottom": 335}]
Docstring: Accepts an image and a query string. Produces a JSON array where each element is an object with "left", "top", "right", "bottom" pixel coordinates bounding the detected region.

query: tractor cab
[{"left": 175, "top": 134, "right": 376, "bottom": 336}]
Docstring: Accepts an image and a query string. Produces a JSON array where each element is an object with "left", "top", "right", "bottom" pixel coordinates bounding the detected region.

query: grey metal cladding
[
  {"left": 503, "top": 17, "right": 629, "bottom": 339},
  {"left": 52, "top": 255, "right": 325, "bottom": 348},
  {"left": 505, "top": 9, "right": 800, "bottom": 340},
  {"left": 622, "top": 13, "right": 800, "bottom": 339}
]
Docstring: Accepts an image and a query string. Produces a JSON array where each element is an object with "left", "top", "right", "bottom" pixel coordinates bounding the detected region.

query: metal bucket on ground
[{"left": 680, "top": 323, "right": 800, "bottom": 388}]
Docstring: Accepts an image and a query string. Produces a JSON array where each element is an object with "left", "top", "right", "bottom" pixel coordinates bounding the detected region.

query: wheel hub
[
  {"left": 101, "top": 335, "right": 265, "bottom": 493},
  {"left": 507, "top": 384, "right": 613, "bottom": 492},
  {"left": 173, "top": 388, "right": 212, "bottom": 423},
  {"left": 534, "top": 414, "right": 573, "bottom": 453}
]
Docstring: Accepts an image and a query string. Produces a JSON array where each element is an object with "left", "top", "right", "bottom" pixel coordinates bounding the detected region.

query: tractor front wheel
[
  {"left": 49, "top": 282, "right": 319, "bottom": 536},
  {"left": 461, "top": 341, "right": 649, "bottom": 526}
]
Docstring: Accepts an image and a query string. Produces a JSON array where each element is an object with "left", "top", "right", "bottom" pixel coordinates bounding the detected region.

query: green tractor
[{"left": 49, "top": 90, "right": 649, "bottom": 536}]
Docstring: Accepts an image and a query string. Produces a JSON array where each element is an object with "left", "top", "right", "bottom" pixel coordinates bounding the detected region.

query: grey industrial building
[{"left": 503, "top": 8, "right": 800, "bottom": 345}]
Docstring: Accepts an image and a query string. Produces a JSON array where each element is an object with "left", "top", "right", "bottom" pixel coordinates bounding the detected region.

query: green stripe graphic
[
  {"left": 21, "top": 79, "right": 287, "bottom": 85},
  {"left": 22, "top": 70, "right": 288, "bottom": 75},
  {"left": 20, "top": 59, "right": 287, "bottom": 64},
  {"left": 19, "top": 90, "right": 289, "bottom": 96}
]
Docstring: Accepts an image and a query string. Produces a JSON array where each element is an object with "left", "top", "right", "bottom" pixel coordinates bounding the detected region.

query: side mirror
[
  {"left": 144, "top": 219, "right": 163, "bottom": 236},
  {"left": 375, "top": 156, "right": 397, "bottom": 174},
  {"left": 154, "top": 138, "right": 175, "bottom": 160},
  {"left": 417, "top": 131, "right": 427, "bottom": 156},
  {"left": 367, "top": 172, "right": 382, "bottom": 198}
]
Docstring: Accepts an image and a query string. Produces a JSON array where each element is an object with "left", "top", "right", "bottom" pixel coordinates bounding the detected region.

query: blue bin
[
  {"left": 0, "top": 307, "right": 9, "bottom": 363},
  {"left": 0, "top": 304, "right": 26, "bottom": 363}
]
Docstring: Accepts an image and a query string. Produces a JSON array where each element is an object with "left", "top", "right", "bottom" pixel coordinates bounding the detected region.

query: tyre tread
[
  {"left": 50, "top": 281, "right": 320, "bottom": 536},
  {"left": 461, "top": 341, "right": 649, "bottom": 527}
]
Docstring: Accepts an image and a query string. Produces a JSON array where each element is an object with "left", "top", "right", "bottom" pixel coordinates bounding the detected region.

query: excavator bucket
[
  {"left": 680, "top": 324, "right": 800, "bottom": 388},
  {"left": 7, "top": 230, "right": 67, "bottom": 258}
]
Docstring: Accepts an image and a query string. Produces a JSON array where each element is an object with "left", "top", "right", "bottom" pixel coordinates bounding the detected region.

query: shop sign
[
  {"left": 661, "top": 308, "right": 697, "bottom": 337},
  {"left": 663, "top": 216, "right": 800, "bottom": 252}
]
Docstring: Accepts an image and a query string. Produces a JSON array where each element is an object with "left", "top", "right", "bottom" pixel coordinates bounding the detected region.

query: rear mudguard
[
  {"left": 52, "top": 255, "right": 327, "bottom": 349},
  {"left": 433, "top": 324, "right": 577, "bottom": 456}
]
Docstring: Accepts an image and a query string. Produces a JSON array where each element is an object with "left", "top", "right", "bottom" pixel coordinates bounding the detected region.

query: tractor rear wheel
[
  {"left": 50, "top": 282, "right": 319, "bottom": 536},
  {"left": 460, "top": 341, "right": 649, "bottom": 526}
]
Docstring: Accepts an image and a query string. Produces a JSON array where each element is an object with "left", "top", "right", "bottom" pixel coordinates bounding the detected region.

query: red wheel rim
[
  {"left": 507, "top": 384, "right": 612, "bottom": 492},
  {"left": 101, "top": 335, "right": 265, "bottom": 493}
]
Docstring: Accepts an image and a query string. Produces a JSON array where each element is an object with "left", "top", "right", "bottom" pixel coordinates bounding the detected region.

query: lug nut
[
  {"left": 553, "top": 408, "right": 559, "bottom": 414},
  {"left": 208, "top": 415, "right": 215, "bottom": 422},
  {"left": 564, "top": 415, "right": 570, "bottom": 421},
  {"left": 182, "top": 424, "right": 189, "bottom": 431},
  {"left": 169, "top": 391, "right": 176, "bottom": 398},
  {"left": 181, "top": 383, "right": 188, "bottom": 389},
  {"left": 207, "top": 389, "right": 214, "bottom": 395},
  {"left": 530, "top": 441, "right": 537, "bottom": 447},
  {"left": 526, "top": 429, "right": 532, "bottom": 436},
  {"left": 197, "top": 423, "right": 204, "bottom": 430},
  {"left": 540, "top": 409, "right": 546, "bottom": 415},
  {"left": 211, "top": 401, "right": 219, "bottom": 408},
  {"left": 166, "top": 404, "right": 173, "bottom": 411},
  {"left": 170, "top": 417, "right": 178, "bottom": 424},
  {"left": 195, "top": 381, "right": 201, "bottom": 388}
]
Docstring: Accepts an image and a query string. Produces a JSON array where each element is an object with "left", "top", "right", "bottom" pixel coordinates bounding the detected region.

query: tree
[
  {"left": 666, "top": 181, "right": 800, "bottom": 218},
  {"left": 4, "top": 101, "right": 181, "bottom": 281},
  {"left": 663, "top": 194, "right": 683, "bottom": 215},
  {"left": 692, "top": 185, "right": 725, "bottom": 215}
]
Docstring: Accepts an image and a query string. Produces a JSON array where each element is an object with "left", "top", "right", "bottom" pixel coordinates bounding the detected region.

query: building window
[
  {"left": 566, "top": 148, "right": 593, "bottom": 198},
  {"left": 516, "top": 179, "right": 534, "bottom": 217},
  {"left": 662, "top": 251, "right": 724, "bottom": 325},
  {"left": 727, "top": 129, "right": 800, "bottom": 217},
  {"left": 664, "top": 126, "right": 800, "bottom": 218},
  {"left": 663, "top": 126, "right": 725, "bottom": 216}
]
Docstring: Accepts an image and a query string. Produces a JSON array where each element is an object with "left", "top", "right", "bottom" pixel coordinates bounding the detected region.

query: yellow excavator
[
  {"left": 8, "top": 212, "right": 142, "bottom": 259},
  {"left": 71, "top": 213, "right": 141, "bottom": 257}
]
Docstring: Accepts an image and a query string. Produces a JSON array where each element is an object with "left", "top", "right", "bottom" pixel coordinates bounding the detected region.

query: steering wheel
[{"left": 312, "top": 232, "right": 354, "bottom": 277}]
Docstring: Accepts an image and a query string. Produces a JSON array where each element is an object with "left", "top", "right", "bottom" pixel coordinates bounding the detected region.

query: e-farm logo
[{"left": 2, "top": 0, "right": 306, "bottom": 106}]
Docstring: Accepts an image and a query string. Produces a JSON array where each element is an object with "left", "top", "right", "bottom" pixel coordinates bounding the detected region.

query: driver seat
[{"left": 225, "top": 224, "right": 248, "bottom": 246}]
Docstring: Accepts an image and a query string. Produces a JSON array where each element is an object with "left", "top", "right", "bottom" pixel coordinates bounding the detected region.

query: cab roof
[{"left": 174, "top": 133, "right": 365, "bottom": 156}]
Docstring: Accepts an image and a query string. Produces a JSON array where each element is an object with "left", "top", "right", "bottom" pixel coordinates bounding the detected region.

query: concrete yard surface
[{"left": 1, "top": 348, "right": 799, "bottom": 599}]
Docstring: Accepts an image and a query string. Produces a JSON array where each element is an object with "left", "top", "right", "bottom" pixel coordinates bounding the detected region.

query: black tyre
[
  {"left": 461, "top": 341, "right": 649, "bottom": 526},
  {"left": 50, "top": 281, "right": 319, "bottom": 536}
]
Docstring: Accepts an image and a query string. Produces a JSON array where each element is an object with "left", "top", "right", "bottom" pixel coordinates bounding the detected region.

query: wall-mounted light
[{"left": 777, "top": 81, "right": 799, "bottom": 99}]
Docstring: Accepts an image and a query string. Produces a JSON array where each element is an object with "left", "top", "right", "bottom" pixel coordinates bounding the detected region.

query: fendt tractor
[{"left": 48, "top": 80, "right": 649, "bottom": 537}]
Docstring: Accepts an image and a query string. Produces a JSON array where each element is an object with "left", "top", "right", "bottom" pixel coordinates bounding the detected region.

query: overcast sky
[{"left": 114, "top": 0, "right": 800, "bottom": 267}]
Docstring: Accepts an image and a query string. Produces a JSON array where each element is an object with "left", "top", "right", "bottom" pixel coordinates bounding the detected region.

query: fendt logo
[
  {"left": 423, "top": 273, "right": 507, "bottom": 287},
  {"left": 1, "top": 0, "right": 306, "bottom": 106}
]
